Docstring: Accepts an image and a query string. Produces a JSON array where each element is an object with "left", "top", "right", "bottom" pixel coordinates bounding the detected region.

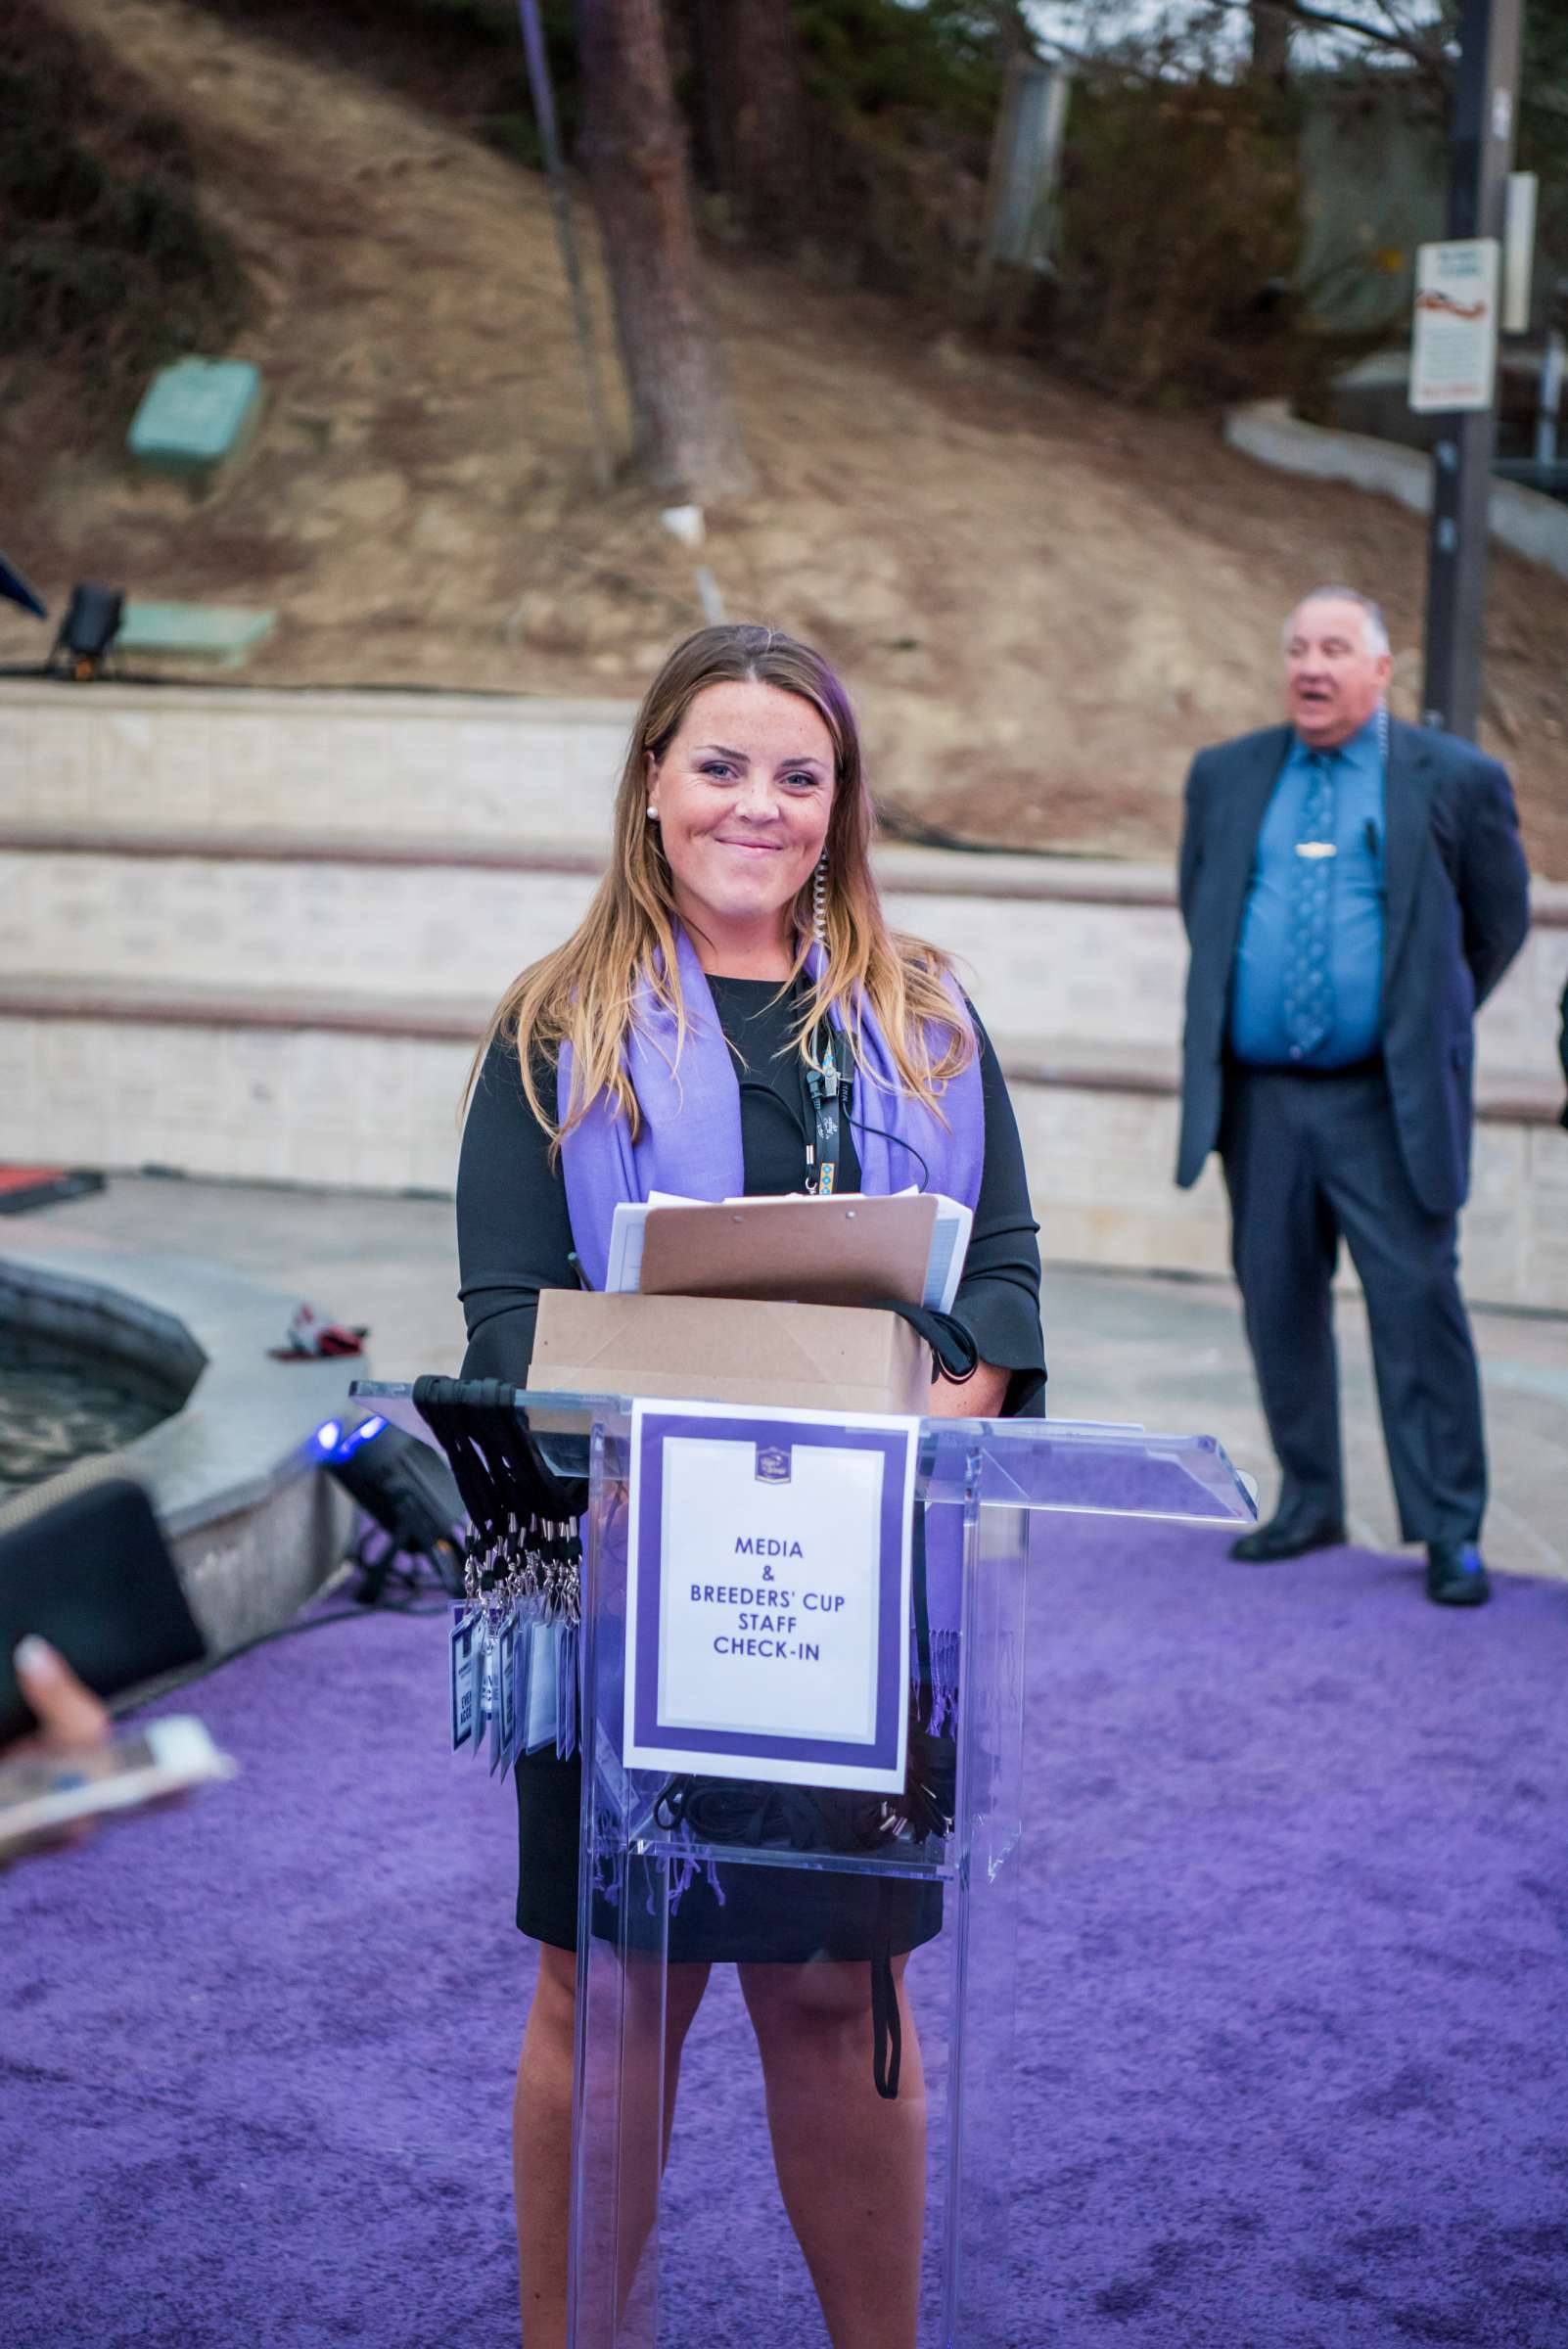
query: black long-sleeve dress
[{"left": 456, "top": 974, "right": 1045, "bottom": 1957}]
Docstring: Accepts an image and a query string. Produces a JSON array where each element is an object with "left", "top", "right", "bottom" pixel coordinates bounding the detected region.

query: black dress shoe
[
  {"left": 1426, "top": 1541, "right": 1491, "bottom": 1607},
  {"left": 1229, "top": 1515, "right": 1346, "bottom": 1563}
]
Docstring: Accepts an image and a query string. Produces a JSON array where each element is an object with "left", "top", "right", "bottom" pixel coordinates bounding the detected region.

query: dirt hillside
[{"left": 5, "top": 0, "right": 1566, "bottom": 874}]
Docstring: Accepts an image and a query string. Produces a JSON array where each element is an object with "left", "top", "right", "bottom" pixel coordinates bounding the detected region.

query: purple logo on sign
[{"left": 756, "top": 1444, "right": 792, "bottom": 1484}]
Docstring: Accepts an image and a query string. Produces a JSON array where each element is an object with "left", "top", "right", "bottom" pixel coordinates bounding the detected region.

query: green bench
[
  {"left": 115, "top": 601, "right": 276, "bottom": 668},
  {"left": 127, "top": 357, "right": 265, "bottom": 491}
]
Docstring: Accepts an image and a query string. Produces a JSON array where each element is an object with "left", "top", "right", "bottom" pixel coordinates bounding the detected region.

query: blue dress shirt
[{"left": 1229, "top": 712, "right": 1387, "bottom": 1069}]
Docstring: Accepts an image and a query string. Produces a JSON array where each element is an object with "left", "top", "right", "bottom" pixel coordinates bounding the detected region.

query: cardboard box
[{"left": 529, "top": 1291, "right": 929, "bottom": 1417}]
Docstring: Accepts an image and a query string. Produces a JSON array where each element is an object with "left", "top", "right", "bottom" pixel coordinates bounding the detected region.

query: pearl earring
[
  {"left": 811, "top": 850, "right": 828, "bottom": 946},
  {"left": 646, "top": 805, "right": 659, "bottom": 820}
]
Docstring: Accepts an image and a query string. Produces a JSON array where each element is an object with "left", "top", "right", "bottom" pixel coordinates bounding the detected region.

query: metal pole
[
  {"left": 517, "top": 0, "right": 616, "bottom": 490},
  {"left": 1420, "top": 0, "right": 1522, "bottom": 739},
  {"left": 1536, "top": 328, "right": 1565, "bottom": 470}
]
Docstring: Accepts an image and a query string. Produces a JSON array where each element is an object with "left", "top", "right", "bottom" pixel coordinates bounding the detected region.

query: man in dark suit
[{"left": 1176, "top": 588, "right": 1531, "bottom": 1605}]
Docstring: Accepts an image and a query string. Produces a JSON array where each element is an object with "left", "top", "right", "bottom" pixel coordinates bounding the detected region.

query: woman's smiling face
[{"left": 646, "top": 679, "right": 836, "bottom": 960}]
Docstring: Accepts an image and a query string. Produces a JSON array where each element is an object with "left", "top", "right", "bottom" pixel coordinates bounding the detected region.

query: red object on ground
[
  {"left": 268, "top": 1301, "right": 370, "bottom": 1359},
  {"left": 0, "top": 1167, "right": 106, "bottom": 1215}
]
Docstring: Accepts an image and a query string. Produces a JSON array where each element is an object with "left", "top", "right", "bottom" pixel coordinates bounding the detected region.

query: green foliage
[
  {"left": 0, "top": 0, "right": 248, "bottom": 409},
  {"left": 1518, "top": 0, "right": 1568, "bottom": 290},
  {"left": 794, "top": 0, "right": 1010, "bottom": 137},
  {"left": 478, "top": 1, "right": 579, "bottom": 168},
  {"left": 1049, "top": 75, "right": 1309, "bottom": 404},
  {"left": 771, "top": 0, "right": 1017, "bottom": 298}
]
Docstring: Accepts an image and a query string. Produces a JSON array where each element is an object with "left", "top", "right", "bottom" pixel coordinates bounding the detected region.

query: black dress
[{"left": 456, "top": 975, "right": 1045, "bottom": 1957}]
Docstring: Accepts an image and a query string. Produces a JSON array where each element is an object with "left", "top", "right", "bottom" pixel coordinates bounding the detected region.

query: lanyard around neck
[{"left": 804, "top": 1023, "right": 852, "bottom": 1196}]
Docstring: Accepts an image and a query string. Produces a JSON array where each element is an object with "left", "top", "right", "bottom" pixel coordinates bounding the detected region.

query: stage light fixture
[
  {"left": 316, "top": 1414, "right": 467, "bottom": 1598},
  {"left": 52, "top": 582, "right": 124, "bottom": 681}
]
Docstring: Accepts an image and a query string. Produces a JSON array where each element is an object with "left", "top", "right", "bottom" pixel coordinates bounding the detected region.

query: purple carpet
[{"left": 4, "top": 1520, "right": 1565, "bottom": 2347}]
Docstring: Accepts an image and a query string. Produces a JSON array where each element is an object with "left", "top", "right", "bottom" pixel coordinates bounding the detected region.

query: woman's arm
[
  {"left": 925, "top": 1360, "right": 1011, "bottom": 1418},
  {"left": 456, "top": 1036, "right": 577, "bottom": 1385},
  {"left": 945, "top": 1009, "right": 1046, "bottom": 1417}
]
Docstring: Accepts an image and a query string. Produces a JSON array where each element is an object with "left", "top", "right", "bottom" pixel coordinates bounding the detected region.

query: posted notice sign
[
  {"left": 1410, "top": 239, "right": 1499, "bottom": 414},
  {"left": 624, "top": 1400, "right": 917, "bottom": 1793}
]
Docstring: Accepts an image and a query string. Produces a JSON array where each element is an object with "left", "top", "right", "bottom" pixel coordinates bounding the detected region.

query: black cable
[
  {"left": 746, "top": 1053, "right": 936, "bottom": 1196},
  {"left": 737, "top": 1076, "right": 811, "bottom": 1155},
  {"left": 845, "top": 1111, "right": 932, "bottom": 1192}
]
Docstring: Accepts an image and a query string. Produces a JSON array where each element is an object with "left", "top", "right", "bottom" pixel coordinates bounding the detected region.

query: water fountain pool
[
  {"left": 0, "top": 1326, "right": 190, "bottom": 1491},
  {"left": 0, "top": 1242, "right": 353, "bottom": 1654}
]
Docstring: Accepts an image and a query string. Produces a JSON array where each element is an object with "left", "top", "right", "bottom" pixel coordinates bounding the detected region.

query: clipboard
[{"left": 637, "top": 1193, "right": 940, "bottom": 1310}]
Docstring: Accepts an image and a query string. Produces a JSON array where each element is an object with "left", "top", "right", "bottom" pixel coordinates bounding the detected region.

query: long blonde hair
[{"left": 474, "top": 623, "right": 973, "bottom": 1147}]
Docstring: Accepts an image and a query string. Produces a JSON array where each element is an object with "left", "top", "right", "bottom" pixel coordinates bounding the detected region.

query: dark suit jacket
[{"left": 1176, "top": 716, "right": 1531, "bottom": 1217}]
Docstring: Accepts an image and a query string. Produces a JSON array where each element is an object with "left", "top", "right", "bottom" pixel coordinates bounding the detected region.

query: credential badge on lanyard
[{"left": 806, "top": 1024, "right": 850, "bottom": 1196}]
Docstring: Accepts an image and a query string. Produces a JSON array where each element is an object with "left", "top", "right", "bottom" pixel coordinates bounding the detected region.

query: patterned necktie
[{"left": 1282, "top": 749, "right": 1337, "bottom": 1058}]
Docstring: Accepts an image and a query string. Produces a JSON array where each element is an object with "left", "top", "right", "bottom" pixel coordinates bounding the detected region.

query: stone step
[
  {"left": 0, "top": 679, "right": 635, "bottom": 847},
  {"left": 0, "top": 977, "right": 1561, "bottom": 1312},
  {"left": 0, "top": 970, "right": 1554, "bottom": 1119},
  {"left": 0, "top": 816, "right": 1176, "bottom": 902},
  {"left": 3, "top": 832, "right": 1564, "bottom": 1090}
]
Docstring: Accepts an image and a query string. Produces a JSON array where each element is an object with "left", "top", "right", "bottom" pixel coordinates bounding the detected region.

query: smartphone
[{"left": 0, "top": 1716, "right": 236, "bottom": 1862}]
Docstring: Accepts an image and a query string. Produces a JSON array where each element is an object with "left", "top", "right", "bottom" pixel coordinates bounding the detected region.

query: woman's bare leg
[
  {"left": 513, "top": 1945, "right": 710, "bottom": 2347},
  {"left": 740, "top": 1957, "right": 927, "bottom": 2349},
  {"left": 514, "top": 1945, "right": 576, "bottom": 2349}
]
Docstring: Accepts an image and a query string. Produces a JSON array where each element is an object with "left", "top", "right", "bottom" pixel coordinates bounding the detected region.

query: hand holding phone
[
  {"left": 0, "top": 1709, "right": 236, "bottom": 1865},
  {"left": 0, "top": 1458, "right": 208, "bottom": 1747},
  {"left": 12, "top": 1634, "right": 111, "bottom": 1751}
]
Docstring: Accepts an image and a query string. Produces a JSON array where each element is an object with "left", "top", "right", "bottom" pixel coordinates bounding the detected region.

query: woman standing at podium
[{"left": 458, "top": 623, "right": 1044, "bottom": 2347}]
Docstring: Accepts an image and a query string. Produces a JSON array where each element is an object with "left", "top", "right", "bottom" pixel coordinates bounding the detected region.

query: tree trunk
[
  {"left": 1249, "top": 1, "right": 1292, "bottom": 81},
  {"left": 695, "top": 0, "right": 810, "bottom": 249},
  {"left": 576, "top": 0, "right": 752, "bottom": 503}
]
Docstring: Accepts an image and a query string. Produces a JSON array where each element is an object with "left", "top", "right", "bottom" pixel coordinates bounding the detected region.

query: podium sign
[{"left": 623, "top": 1400, "right": 916, "bottom": 1791}]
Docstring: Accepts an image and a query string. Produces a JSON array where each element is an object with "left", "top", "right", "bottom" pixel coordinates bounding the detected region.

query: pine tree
[{"left": 576, "top": 0, "right": 752, "bottom": 502}]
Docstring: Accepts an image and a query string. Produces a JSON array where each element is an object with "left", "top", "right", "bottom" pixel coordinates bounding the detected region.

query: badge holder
[{"left": 413, "top": 1376, "right": 587, "bottom": 1773}]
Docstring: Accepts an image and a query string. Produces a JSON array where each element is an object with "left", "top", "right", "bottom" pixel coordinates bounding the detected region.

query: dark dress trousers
[{"left": 1176, "top": 717, "right": 1530, "bottom": 1543}]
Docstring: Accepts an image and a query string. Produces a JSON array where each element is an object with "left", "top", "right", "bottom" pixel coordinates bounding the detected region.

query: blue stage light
[{"left": 318, "top": 1411, "right": 466, "bottom": 1598}]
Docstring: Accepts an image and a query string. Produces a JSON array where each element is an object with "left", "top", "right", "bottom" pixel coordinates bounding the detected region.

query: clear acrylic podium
[{"left": 353, "top": 1386, "right": 1254, "bottom": 2348}]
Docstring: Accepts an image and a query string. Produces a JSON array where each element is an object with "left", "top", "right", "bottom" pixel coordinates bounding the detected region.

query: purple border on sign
[{"left": 631, "top": 1409, "right": 911, "bottom": 1777}]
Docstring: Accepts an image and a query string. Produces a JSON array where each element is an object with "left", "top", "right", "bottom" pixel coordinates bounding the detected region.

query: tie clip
[{"left": 1295, "top": 841, "right": 1337, "bottom": 859}]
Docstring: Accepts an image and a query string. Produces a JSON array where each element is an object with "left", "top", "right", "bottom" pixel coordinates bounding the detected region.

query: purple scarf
[
  {"left": 556, "top": 927, "right": 986, "bottom": 1716},
  {"left": 558, "top": 928, "right": 984, "bottom": 1282}
]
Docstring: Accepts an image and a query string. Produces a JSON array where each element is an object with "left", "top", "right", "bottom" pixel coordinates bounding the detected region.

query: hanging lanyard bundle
[{"left": 413, "top": 1375, "right": 587, "bottom": 1774}]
